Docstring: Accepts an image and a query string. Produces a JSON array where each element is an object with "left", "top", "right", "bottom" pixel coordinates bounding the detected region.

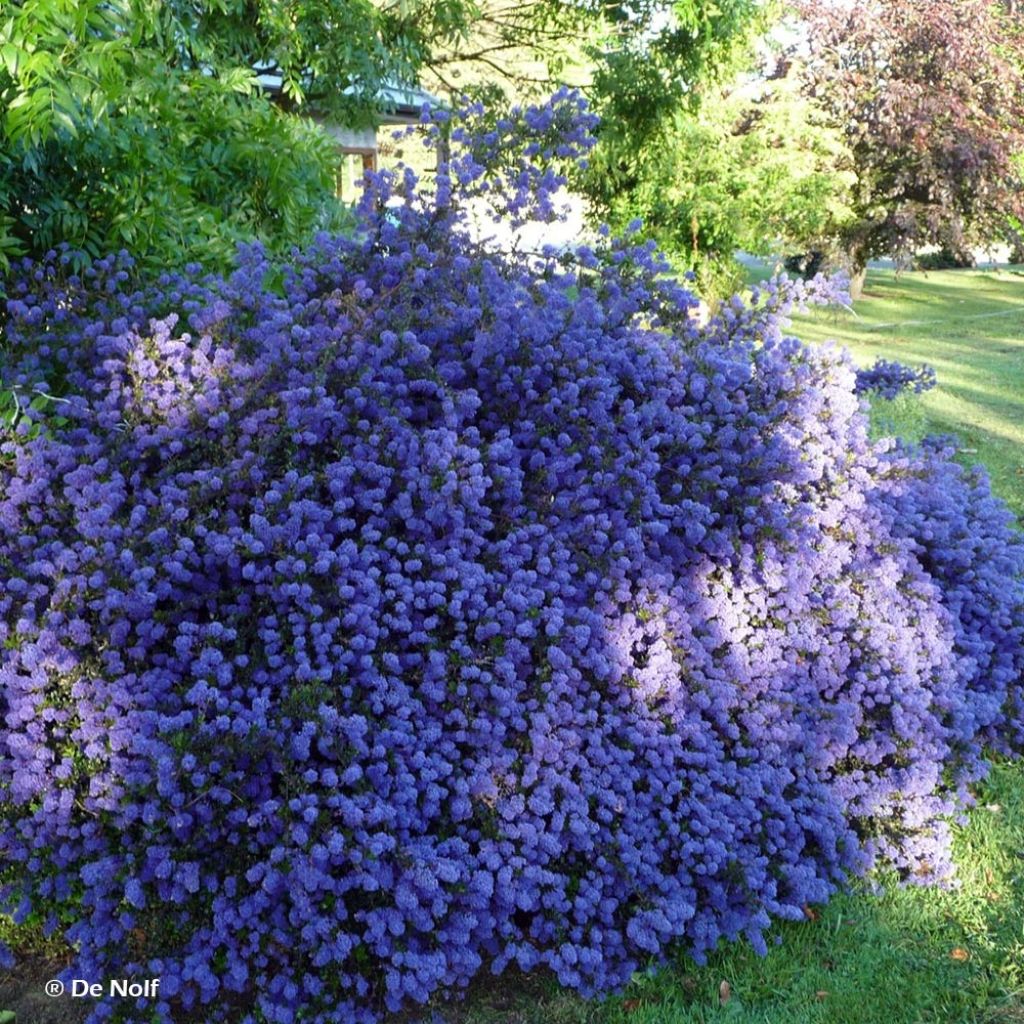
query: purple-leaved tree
[{"left": 796, "top": 0, "right": 1024, "bottom": 294}]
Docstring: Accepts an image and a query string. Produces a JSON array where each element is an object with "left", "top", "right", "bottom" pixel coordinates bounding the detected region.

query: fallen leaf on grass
[
  {"left": 815, "top": 991, "right": 829, "bottom": 1001},
  {"left": 803, "top": 905, "right": 819, "bottom": 922},
  {"left": 950, "top": 947, "right": 970, "bottom": 962},
  {"left": 622, "top": 998, "right": 641, "bottom": 1012},
  {"left": 719, "top": 980, "right": 731, "bottom": 1006}
]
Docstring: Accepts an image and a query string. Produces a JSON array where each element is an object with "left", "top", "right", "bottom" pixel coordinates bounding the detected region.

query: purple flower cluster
[
  {"left": 854, "top": 357, "right": 937, "bottom": 400},
  {"left": 1, "top": 94, "right": 1023, "bottom": 1024}
]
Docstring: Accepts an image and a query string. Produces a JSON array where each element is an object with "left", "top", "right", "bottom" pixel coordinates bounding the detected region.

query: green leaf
[{"left": 0, "top": 42, "right": 19, "bottom": 75}]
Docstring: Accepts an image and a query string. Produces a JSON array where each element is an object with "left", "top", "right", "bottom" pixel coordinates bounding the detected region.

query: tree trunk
[{"left": 848, "top": 264, "right": 867, "bottom": 300}]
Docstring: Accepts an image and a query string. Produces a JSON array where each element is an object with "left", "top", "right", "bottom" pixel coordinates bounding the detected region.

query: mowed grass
[
  {"left": 417, "top": 268, "right": 1024, "bottom": 1024},
  {"left": 789, "top": 266, "right": 1024, "bottom": 521}
]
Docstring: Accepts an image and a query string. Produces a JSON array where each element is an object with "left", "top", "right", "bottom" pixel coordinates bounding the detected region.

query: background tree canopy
[
  {"left": 420, "top": 0, "right": 773, "bottom": 275},
  {"left": 4, "top": 0, "right": 1024, "bottom": 288},
  {"left": 0, "top": 0, "right": 772, "bottom": 274},
  {"left": 0, "top": 0, "right": 476, "bottom": 271},
  {"left": 795, "top": 0, "right": 1024, "bottom": 289},
  {"left": 572, "top": 0, "right": 1024, "bottom": 295},
  {"left": 580, "top": 47, "right": 855, "bottom": 295}
]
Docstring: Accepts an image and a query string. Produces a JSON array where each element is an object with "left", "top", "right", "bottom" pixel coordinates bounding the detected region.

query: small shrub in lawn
[
  {"left": 1, "top": 93, "right": 1023, "bottom": 1024},
  {"left": 854, "top": 357, "right": 937, "bottom": 401}
]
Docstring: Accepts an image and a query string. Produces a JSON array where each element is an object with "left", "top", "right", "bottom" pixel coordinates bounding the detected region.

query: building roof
[
  {"left": 254, "top": 69, "right": 443, "bottom": 126},
  {"left": 375, "top": 82, "right": 443, "bottom": 123}
]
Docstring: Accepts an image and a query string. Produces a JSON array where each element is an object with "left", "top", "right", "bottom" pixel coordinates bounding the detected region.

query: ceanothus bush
[
  {"left": 1, "top": 91, "right": 1023, "bottom": 1023},
  {"left": 854, "top": 357, "right": 937, "bottom": 400}
]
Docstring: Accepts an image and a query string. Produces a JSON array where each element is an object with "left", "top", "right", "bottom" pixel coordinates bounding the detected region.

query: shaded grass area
[{"left": 789, "top": 267, "right": 1024, "bottom": 521}]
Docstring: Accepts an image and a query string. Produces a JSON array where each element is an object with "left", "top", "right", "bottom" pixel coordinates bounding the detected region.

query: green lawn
[
  {"left": 789, "top": 267, "right": 1024, "bottom": 521},
  {"left": 421, "top": 267, "right": 1024, "bottom": 1024}
]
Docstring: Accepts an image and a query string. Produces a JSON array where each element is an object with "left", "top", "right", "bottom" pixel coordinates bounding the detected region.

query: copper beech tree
[{"left": 795, "top": 0, "right": 1024, "bottom": 294}]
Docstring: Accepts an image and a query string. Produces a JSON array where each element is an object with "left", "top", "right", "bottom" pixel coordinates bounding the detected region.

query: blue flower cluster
[
  {"left": 1, "top": 94, "right": 1022, "bottom": 1024},
  {"left": 854, "top": 357, "right": 937, "bottom": 400}
]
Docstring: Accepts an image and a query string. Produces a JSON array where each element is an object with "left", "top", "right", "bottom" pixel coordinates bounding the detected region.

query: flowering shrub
[
  {"left": 1, "top": 93, "right": 1023, "bottom": 1024},
  {"left": 854, "top": 357, "right": 937, "bottom": 400}
]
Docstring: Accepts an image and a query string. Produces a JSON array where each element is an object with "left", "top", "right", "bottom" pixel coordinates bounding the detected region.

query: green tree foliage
[
  {"left": 0, "top": 0, "right": 475, "bottom": 272},
  {"left": 183, "top": 0, "right": 474, "bottom": 121},
  {"left": 0, "top": 0, "right": 778, "bottom": 276},
  {"left": 420, "top": 0, "right": 595, "bottom": 99},
  {"left": 588, "top": 0, "right": 769, "bottom": 141},
  {"left": 584, "top": 56, "right": 854, "bottom": 293},
  {"left": 420, "top": 2, "right": 769, "bottom": 147},
  {"left": 422, "top": 0, "right": 784, "bottom": 292}
]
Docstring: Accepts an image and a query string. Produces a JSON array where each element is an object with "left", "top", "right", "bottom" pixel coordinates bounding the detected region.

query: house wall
[{"left": 315, "top": 121, "right": 378, "bottom": 152}]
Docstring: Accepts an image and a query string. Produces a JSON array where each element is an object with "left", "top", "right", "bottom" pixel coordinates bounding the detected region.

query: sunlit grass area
[{"left": 789, "top": 266, "right": 1024, "bottom": 522}]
